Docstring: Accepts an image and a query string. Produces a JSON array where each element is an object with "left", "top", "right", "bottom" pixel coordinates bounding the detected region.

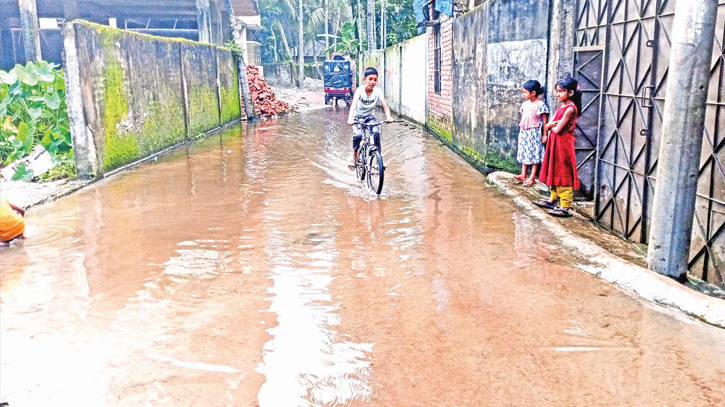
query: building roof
[{"left": 0, "top": 0, "right": 259, "bottom": 20}]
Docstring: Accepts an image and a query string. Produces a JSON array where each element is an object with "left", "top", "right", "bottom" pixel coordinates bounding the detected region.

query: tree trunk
[
  {"left": 380, "top": 0, "right": 385, "bottom": 49},
  {"left": 276, "top": 21, "right": 292, "bottom": 58},
  {"left": 357, "top": 0, "right": 364, "bottom": 52},
  {"left": 276, "top": 21, "right": 297, "bottom": 87},
  {"left": 270, "top": 25, "right": 279, "bottom": 64},
  {"left": 222, "top": 0, "right": 256, "bottom": 120},
  {"left": 325, "top": 0, "right": 329, "bottom": 53},
  {"left": 298, "top": 0, "right": 304, "bottom": 88},
  {"left": 366, "top": 0, "right": 375, "bottom": 50}
]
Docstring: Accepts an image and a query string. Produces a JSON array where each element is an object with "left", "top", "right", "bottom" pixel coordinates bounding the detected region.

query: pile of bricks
[{"left": 246, "top": 65, "right": 293, "bottom": 116}]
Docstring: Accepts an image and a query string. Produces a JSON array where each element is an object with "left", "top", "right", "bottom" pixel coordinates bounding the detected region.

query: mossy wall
[
  {"left": 181, "top": 43, "right": 222, "bottom": 136},
  {"left": 216, "top": 51, "right": 241, "bottom": 123},
  {"left": 71, "top": 21, "right": 241, "bottom": 174},
  {"left": 450, "top": 0, "right": 549, "bottom": 173}
]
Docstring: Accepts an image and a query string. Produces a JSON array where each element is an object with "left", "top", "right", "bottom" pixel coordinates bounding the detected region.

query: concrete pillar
[
  {"left": 61, "top": 22, "right": 97, "bottom": 179},
  {"left": 222, "top": 0, "right": 257, "bottom": 120},
  {"left": 546, "top": 0, "right": 576, "bottom": 107},
  {"left": 19, "top": 0, "right": 42, "bottom": 63},
  {"left": 208, "top": 0, "right": 223, "bottom": 45},
  {"left": 647, "top": 0, "right": 719, "bottom": 279},
  {"left": 196, "top": 0, "right": 213, "bottom": 44},
  {"left": 298, "top": 0, "right": 304, "bottom": 88}
]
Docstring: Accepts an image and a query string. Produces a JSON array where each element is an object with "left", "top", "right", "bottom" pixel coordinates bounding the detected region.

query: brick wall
[{"left": 428, "top": 17, "right": 454, "bottom": 141}]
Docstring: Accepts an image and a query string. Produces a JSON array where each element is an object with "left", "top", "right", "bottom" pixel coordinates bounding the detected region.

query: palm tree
[{"left": 366, "top": 0, "right": 375, "bottom": 50}]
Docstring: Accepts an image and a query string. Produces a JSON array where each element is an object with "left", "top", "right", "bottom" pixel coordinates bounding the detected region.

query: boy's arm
[
  {"left": 380, "top": 98, "right": 394, "bottom": 122},
  {"left": 347, "top": 95, "right": 359, "bottom": 125}
]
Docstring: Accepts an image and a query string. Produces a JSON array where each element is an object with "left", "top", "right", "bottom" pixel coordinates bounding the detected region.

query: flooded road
[{"left": 2, "top": 108, "right": 725, "bottom": 406}]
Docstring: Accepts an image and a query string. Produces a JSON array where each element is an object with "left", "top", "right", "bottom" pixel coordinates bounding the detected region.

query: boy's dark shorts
[
  {"left": 352, "top": 117, "right": 381, "bottom": 152},
  {"left": 353, "top": 133, "right": 381, "bottom": 152}
]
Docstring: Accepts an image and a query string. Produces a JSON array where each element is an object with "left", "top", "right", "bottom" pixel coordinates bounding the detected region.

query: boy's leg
[
  {"left": 558, "top": 186, "right": 574, "bottom": 208},
  {"left": 351, "top": 124, "right": 363, "bottom": 169}
]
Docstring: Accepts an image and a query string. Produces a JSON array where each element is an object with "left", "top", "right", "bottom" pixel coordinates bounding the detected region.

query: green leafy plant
[
  {"left": 223, "top": 41, "right": 245, "bottom": 59},
  {"left": 324, "top": 21, "right": 360, "bottom": 57},
  {"left": 0, "top": 61, "right": 75, "bottom": 179},
  {"left": 38, "top": 155, "right": 77, "bottom": 181}
]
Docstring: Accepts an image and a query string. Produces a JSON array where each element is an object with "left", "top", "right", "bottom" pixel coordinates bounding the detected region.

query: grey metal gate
[
  {"left": 575, "top": 0, "right": 725, "bottom": 285},
  {"left": 690, "top": 1, "right": 725, "bottom": 284}
]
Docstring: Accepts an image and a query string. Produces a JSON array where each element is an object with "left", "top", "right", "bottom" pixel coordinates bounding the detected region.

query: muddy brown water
[{"left": 2, "top": 108, "right": 725, "bottom": 406}]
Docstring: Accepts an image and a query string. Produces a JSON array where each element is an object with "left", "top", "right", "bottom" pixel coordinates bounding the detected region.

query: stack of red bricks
[{"left": 247, "top": 65, "right": 293, "bottom": 116}]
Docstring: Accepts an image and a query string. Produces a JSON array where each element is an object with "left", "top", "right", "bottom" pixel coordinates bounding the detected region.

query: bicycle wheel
[
  {"left": 367, "top": 149, "right": 384, "bottom": 195},
  {"left": 355, "top": 146, "right": 366, "bottom": 180}
]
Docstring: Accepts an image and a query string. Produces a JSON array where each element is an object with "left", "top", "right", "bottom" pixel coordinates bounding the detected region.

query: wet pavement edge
[{"left": 487, "top": 171, "right": 725, "bottom": 329}]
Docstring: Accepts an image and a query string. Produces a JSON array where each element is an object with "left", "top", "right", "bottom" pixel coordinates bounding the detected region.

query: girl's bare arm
[
  {"left": 9, "top": 202, "right": 25, "bottom": 217},
  {"left": 550, "top": 108, "right": 574, "bottom": 134},
  {"left": 541, "top": 112, "right": 549, "bottom": 143}
]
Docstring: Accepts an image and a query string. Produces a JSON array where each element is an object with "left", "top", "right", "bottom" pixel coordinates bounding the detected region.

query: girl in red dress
[{"left": 534, "top": 77, "right": 582, "bottom": 217}]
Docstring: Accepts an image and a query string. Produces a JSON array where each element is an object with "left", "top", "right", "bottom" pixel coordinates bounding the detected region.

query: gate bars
[{"left": 574, "top": 0, "right": 725, "bottom": 285}]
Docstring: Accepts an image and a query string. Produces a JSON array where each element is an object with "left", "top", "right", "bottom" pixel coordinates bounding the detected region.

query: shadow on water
[{"left": 2, "top": 108, "right": 725, "bottom": 406}]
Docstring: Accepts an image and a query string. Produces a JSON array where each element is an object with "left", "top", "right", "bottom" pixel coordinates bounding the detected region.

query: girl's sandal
[
  {"left": 523, "top": 179, "right": 535, "bottom": 187},
  {"left": 533, "top": 199, "right": 557, "bottom": 209},
  {"left": 548, "top": 207, "right": 573, "bottom": 218}
]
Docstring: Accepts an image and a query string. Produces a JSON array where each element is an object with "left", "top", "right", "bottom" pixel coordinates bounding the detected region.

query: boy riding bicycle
[{"left": 347, "top": 67, "right": 394, "bottom": 170}]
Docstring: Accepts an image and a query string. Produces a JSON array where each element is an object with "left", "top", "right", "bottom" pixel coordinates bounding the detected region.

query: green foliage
[
  {"left": 376, "top": 0, "right": 417, "bottom": 46},
  {"left": 324, "top": 21, "right": 360, "bottom": 56},
  {"left": 0, "top": 61, "right": 75, "bottom": 179},
  {"left": 39, "top": 155, "right": 77, "bottom": 181},
  {"left": 223, "top": 41, "right": 245, "bottom": 59}
]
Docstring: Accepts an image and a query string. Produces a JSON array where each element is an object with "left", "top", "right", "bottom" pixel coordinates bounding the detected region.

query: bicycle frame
[{"left": 353, "top": 119, "right": 389, "bottom": 194}]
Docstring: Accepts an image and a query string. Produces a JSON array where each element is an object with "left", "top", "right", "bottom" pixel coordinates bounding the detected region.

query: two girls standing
[{"left": 516, "top": 77, "right": 582, "bottom": 218}]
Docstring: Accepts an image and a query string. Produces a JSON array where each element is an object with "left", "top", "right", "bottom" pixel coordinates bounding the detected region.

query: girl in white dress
[{"left": 514, "top": 80, "right": 549, "bottom": 186}]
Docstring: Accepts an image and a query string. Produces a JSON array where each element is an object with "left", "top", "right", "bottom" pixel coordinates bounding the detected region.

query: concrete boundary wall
[
  {"left": 361, "top": 32, "right": 428, "bottom": 124},
  {"left": 452, "top": 0, "right": 551, "bottom": 173},
  {"left": 63, "top": 21, "right": 241, "bottom": 178}
]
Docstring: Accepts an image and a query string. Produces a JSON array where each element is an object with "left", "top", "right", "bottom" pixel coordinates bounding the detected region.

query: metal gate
[{"left": 574, "top": 0, "right": 725, "bottom": 285}]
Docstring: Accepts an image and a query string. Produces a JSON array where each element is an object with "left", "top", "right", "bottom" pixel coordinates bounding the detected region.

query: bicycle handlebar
[{"left": 353, "top": 119, "right": 394, "bottom": 126}]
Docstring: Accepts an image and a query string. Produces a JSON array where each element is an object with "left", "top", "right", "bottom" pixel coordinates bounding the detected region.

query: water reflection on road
[{"left": 2, "top": 107, "right": 725, "bottom": 406}]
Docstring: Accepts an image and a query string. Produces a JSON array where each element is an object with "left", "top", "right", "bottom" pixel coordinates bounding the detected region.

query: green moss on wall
[
  {"left": 220, "top": 68, "right": 241, "bottom": 123},
  {"left": 79, "top": 21, "right": 239, "bottom": 173},
  {"left": 101, "top": 62, "right": 139, "bottom": 172},
  {"left": 139, "top": 100, "right": 187, "bottom": 153},
  {"left": 462, "top": 147, "right": 484, "bottom": 164},
  {"left": 188, "top": 87, "right": 220, "bottom": 135},
  {"left": 483, "top": 150, "right": 519, "bottom": 173},
  {"left": 428, "top": 116, "right": 453, "bottom": 142}
]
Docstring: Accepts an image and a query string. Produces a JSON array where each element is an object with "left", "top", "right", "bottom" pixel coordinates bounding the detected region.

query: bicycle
[{"left": 353, "top": 119, "right": 392, "bottom": 195}]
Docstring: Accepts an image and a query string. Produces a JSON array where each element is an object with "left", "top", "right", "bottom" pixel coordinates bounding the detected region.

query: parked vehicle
[{"left": 324, "top": 54, "right": 355, "bottom": 105}]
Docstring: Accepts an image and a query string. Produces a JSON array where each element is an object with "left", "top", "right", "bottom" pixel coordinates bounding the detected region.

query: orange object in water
[{"left": 0, "top": 198, "right": 25, "bottom": 241}]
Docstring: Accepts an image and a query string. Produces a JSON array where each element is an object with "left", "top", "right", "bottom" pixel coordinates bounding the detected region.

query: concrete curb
[{"left": 487, "top": 171, "right": 725, "bottom": 329}]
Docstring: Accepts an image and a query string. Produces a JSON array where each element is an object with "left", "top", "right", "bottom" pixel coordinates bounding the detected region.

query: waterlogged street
[{"left": 2, "top": 108, "right": 725, "bottom": 406}]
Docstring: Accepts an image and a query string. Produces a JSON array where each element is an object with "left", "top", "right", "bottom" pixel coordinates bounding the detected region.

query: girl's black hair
[
  {"left": 523, "top": 80, "right": 544, "bottom": 98},
  {"left": 556, "top": 77, "right": 582, "bottom": 116},
  {"left": 364, "top": 67, "right": 378, "bottom": 78}
]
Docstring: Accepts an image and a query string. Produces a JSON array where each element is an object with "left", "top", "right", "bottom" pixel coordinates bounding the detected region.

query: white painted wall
[
  {"left": 361, "top": 33, "right": 428, "bottom": 124},
  {"left": 398, "top": 33, "right": 427, "bottom": 124}
]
